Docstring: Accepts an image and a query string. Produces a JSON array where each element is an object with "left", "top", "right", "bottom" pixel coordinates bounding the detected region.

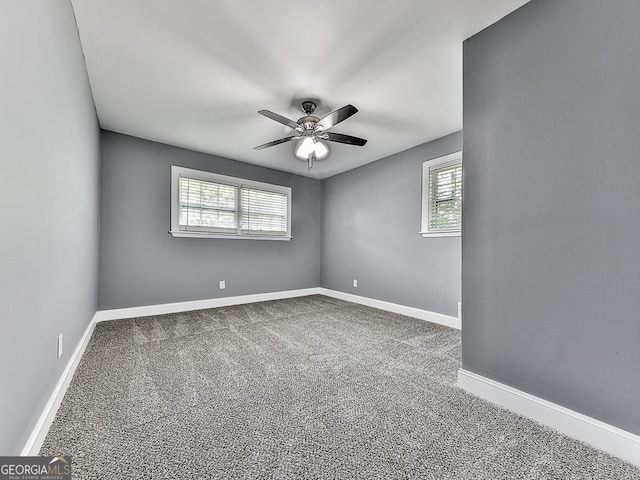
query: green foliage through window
[{"left": 428, "top": 163, "right": 462, "bottom": 231}]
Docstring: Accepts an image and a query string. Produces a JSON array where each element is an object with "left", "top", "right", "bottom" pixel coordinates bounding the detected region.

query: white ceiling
[{"left": 71, "top": 0, "right": 529, "bottom": 179}]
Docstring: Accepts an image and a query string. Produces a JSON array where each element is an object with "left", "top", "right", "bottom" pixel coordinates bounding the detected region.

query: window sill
[
  {"left": 169, "top": 231, "right": 292, "bottom": 241},
  {"left": 420, "top": 231, "right": 461, "bottom": 238}
]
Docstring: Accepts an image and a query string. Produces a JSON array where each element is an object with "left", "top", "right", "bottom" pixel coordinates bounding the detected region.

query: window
[
  {"left": 421, "top": 152, "right": 462, "bottom": 237},
  {"left": 170, "top": 166, "right": 291, "bottom": 240}
]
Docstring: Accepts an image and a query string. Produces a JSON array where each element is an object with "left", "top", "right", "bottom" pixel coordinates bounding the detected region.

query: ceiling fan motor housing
[
  {"left": 298, "top": 116, "right": 320, "bottom": 131},
  {"left": 299, "top": 101, "right": 321, "bottom": 130}
]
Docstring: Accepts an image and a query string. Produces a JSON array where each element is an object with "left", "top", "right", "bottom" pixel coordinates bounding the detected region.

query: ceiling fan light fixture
[{"left": 295, "top": 137, "right": 329, "bottom": 161}]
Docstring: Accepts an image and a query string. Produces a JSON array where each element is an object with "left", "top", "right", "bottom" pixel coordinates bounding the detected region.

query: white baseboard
[
  {"left": 94, "top": 288, "right": 323, "bottom": 322},
  {"left": 94, "top": 288, "right": 459, "bottom": 331},
  {"left": 318, "top": 288, "right": 460, "bottom": 330},
  {"left": 21, "top": 314, "right": 98, "bottom": 456},
  {"left": 457, "top": 368, "right": 640, "bottom": 467}
]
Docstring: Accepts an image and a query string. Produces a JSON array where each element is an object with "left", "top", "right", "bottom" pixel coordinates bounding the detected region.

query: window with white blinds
[
  {"left": 179, "top": 177, "right": 238, "bottom": 234},
  {"left": 170, "top": 166, "right": 291, "bottom": 240},
  {"left": 421, "top": 152, "right": 462, "bottom": 237},
  {"left": 240, "top": 187, "right": 288, "bottom": 235}
]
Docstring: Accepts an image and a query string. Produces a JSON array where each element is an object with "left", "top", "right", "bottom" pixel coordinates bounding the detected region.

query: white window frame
[
  {"left": 420, "top": 151, "right": 462, "bottom": 238},
  {"left": 170, "top": 166, "right": 292, "bottom": 240}
]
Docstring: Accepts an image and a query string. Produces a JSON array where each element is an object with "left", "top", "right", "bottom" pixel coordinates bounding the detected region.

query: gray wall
[
  {"left": 321, "top": 132, "right": 462, "bottom": 317},
  {"left": 0, "top": 1, "right": 100, "bottom": 454},
  {"left": 99, "top": 132, "right": 321, "bottom": 309},
  {"left": 463, "top": 0, "right": 640, "bottom": 434}
]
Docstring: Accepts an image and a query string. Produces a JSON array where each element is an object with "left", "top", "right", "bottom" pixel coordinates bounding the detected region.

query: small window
[
  {"left": 170, "top": 166, "right": 291, "bottom": 240},
  {"left": 421, "top": 152, "right": 462, "bottom": 237}
]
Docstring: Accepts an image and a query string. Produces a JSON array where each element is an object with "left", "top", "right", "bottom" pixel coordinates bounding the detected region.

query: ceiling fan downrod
[{"left": 301, "top": 101, "right": 317, "bottom": 116}]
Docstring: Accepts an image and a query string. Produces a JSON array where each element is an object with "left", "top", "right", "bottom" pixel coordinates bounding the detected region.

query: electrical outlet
[
  {"left": 219, "top": 280, "right": 226, "bottom": 290},
  {"left": 353, "top": 279, "right": 358, "bottom": 288},
  {"left": 57, "top": 333, "right": 63, "bottom": 359}
]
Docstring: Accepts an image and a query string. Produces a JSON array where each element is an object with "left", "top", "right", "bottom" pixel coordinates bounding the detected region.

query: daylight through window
[
  {"left": 171, "top": 166, "right": 291, "bottom": 240},
  {"left": 421, "top": 152, "right": 462, "bottom": 237}
]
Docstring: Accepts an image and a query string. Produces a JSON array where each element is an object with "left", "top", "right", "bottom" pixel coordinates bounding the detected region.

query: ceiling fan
[{"left": 254, "top": 100, "right": 367, "bottom": 170}]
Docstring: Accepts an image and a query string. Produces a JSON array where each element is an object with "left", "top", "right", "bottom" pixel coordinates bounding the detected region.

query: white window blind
[
  {"left": 241, "top": 187, "right": 288, "bottom": 235},
  {"left": 428, "top": 162, "right": 462, "bottom": 230},
  {"left": 421, "top": 152, "right": 462, "bottom": 237},
  {"left": 171, "top": 166, "right": 291, "bottom": 240},
  {"left": 179, "top": 177, "right": 238, "bottom": 233}
]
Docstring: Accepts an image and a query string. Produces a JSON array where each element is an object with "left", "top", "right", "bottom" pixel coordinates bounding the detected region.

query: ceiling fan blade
[
  {"left": 253, "top": 136, "right": 297, "bottom": 150},
  {"left": 258, "top": 110, "right": 300, "bottom": 130},
  {"left": 317, "top": 104, "right": 358, "bottom": 130},
  {"left": 324, "top": 132, "right": 367, "bottom": 146}
]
